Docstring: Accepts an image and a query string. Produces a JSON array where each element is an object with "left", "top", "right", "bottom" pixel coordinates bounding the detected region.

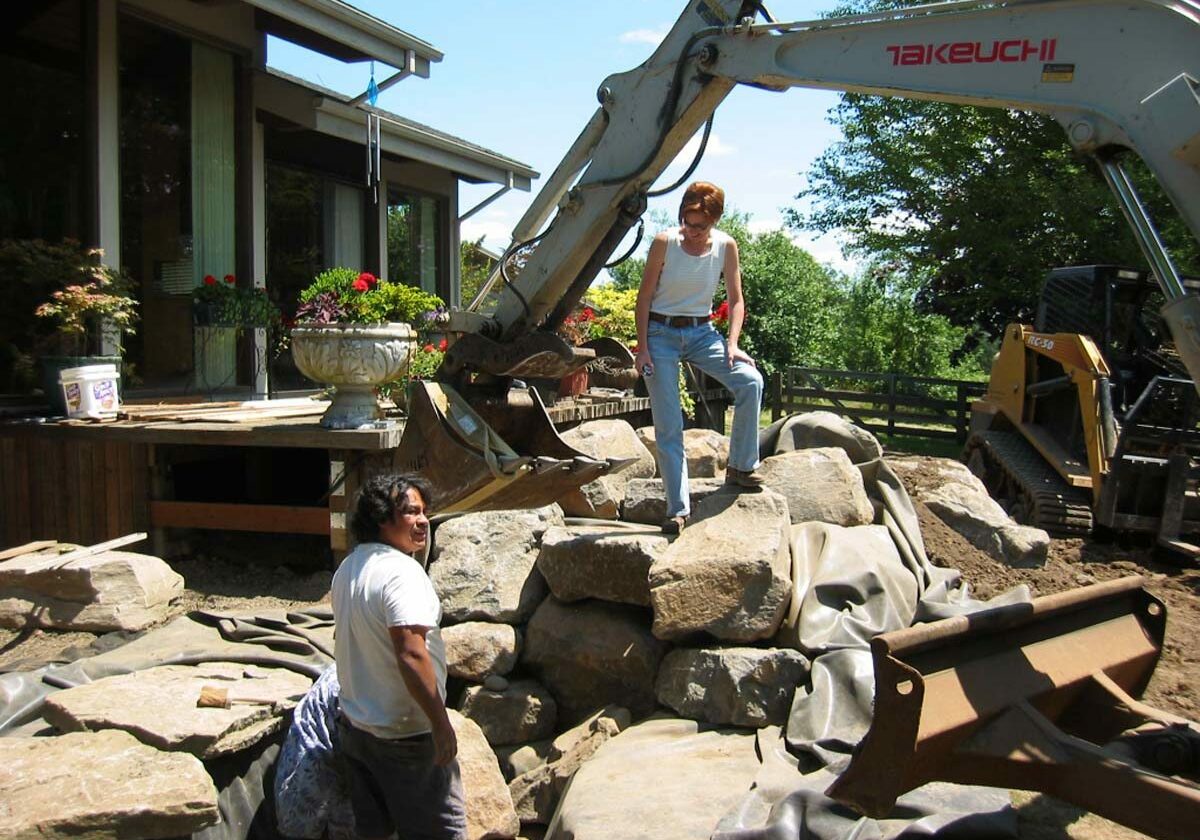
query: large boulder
[
  {"left": 0, "top": 547, "right": 183, "bottom": 631},
  {"left": 41, "top": 662, "right": 311, "bottom": 759},
  {"left": 558, "top": 420, "right": 656, "bottom": 518},
  {"left": 459, "top": 679, "right": 558, "bottom": 746},
  {"left": 448, "top": 710, "right": 520, "bottom": 840},
  {"left": 637, "top": 427, "right": 730, "bottom": 478},
  {"left": 430, "top": 506, "right": 562, "bottom": 623},
  {"left": 508, "top": 705, "right": 631, "bottom": 824},
  {"left": 522, "top": 597, "right": 668, "bottom": 724},
  {"left": 891, "top": 455, "right": 1050, "bottom": 567},
  {"left": 0, "top": 729, "right": 219, "bottom": 839},
  {"left": 923, "top": 481, "right": 1050, "bottom": 567},
  {"left": 619, "top": 477, "right": 727, "bottom": 526},
  {"left": 536, "top": 526, "right": 668, "bottom": 606},
  {"left": 757, "top": 448, "right": 875, "bottom": 526},
  {"left": 648, "top": 490, "right": 792, "bottom": 642},
  {"left": 550, "top": 717, "right": 760, "bottom": 840},
  {"left": 443, "top": 622, "right": 520, "bottom": 682},
  {"left": 655, "top": 647, "right": 809, "bottom": 728}
]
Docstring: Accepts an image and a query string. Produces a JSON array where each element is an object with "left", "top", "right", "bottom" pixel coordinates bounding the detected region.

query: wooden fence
[{"left": 769, "top": 367, "right": 988, "bottom": 443}]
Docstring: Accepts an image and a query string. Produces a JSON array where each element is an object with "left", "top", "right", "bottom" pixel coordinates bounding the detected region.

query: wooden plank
[
  {"left": 0, "top": 540, "right": 58, "bottom": 562},
  {"left": 780, "top": 401, "right": 967, "bottom": 428},
  {"left": 88, "top": 441, "right": 105, "bottom": 543},
  {"left": 104, "top": 442, "right": 121, "bottom": 540},
  {"left": 27, "top": 438, "right": 46, "bottom": 541},
  {"left": 14, "top": 438, "right": 31, "bottom": 543},
  {"left": 19, "top": 532, "right": 150, "bottom": 572},
  {"left": 148, "top": 501, "right": 330, "bottom": 535},
  {"left": 781, "top": 387, "right": 964, "bottom": 410},
  {"left": 59, "top": 439, "right": 76, "bottom": 542},
  {"left": 0, "top": 416, "right": 403, "bottom": 450},
  {"left": 0, "top": 437, "right": 15, "bottom": 546},
  {"left": 116, "top": 441, "right": 132, "bottom": 536},
  {"left": 129, "top": 443, "right": 148, "bottom": 533}
]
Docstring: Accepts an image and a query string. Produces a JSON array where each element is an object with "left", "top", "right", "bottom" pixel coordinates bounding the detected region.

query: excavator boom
[
  {"left": 462, "top": 0, "right": 1200, "bottom": 387},
  {"left": 406, "top": 3, "right": 1200, "bottom": 835}
]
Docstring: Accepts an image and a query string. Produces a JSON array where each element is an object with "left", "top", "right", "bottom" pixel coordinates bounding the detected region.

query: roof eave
[{"left": 245, "top": 0, "right": 442, "bottom": 69}]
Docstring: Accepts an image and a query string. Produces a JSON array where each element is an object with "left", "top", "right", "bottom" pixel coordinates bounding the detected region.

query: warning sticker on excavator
[{"left": 1042, "top": 63, "right": 1075, "bottom": 82}]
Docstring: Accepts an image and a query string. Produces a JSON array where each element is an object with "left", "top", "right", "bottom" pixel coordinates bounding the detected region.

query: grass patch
[{"left": 878, "top": 433, "right": 964, "bottom": 459}]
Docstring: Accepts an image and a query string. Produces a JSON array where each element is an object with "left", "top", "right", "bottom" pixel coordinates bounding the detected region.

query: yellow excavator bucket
[
  {"left": 392, "top": 381, "right": 635, "bottom": 514},
  {"left": 827, "top": 577, "right": 1200, "bottom": 840}
]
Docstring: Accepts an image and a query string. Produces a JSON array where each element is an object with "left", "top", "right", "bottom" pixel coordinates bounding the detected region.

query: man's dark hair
[{"left": 350, "top": 473, "right": 433, "bottom": 544}]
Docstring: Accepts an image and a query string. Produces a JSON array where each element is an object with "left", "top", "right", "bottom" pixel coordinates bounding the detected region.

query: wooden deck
[{"left": 0, "top": 392, "right": 659, "bottom": 559}]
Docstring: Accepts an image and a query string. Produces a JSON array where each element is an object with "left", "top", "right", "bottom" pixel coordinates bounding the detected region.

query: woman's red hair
[{"left": 679, "top": 181, "right": 724, "bottom": 223}]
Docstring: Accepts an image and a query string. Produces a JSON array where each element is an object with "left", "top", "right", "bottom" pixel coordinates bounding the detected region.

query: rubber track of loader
[{"left": 965, "top": 430, "right": 1094, "bottom": 536}]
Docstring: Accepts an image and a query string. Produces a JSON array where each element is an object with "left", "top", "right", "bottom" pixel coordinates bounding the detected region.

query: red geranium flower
[
  {"left": 713, "top": 300, "right": 730, "bottom": 325},
  {"left": 581, "top": 307, "right": 595, "bottom": 321},
  {"left": 438, "top": 338, "right": 448, "bottom": 352},
  {"left": 223, "top": 274, "right": 236, "bottom": 285},
  {"left": 203, "top": 274, "right": 217, "bottom": 286},
  {"left": 423, "top": 343, "right": 435, "bottom": 352},
  {"left": 352, "top": 277, "right": 371, "bottom": 292},
  {"left": 357, "top": 272, "right": 377, "bottom": 289}
]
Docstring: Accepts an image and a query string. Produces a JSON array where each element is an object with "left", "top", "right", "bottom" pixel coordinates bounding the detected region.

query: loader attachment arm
[{"left": 827, "top": 577, "right": 1200, "bottom": 840}]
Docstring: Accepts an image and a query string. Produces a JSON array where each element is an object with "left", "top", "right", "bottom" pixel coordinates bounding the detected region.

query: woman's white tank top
[{"left": 650, "top": 229, "right": 728, "bottom": 317}]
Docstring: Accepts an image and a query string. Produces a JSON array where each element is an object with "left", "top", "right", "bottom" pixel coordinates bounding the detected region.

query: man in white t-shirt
[{"left": 332, "top": 473, "right": 466, "bottom": 840}]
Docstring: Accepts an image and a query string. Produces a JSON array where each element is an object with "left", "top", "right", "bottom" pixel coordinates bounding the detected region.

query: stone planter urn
[{"left": 291, "top": 322, "right": 417, "bottom": 429}]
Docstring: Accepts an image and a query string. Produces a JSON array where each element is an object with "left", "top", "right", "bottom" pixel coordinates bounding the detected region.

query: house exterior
[{"left": 1, "top": 0, "right": 535, "bottom": 395}]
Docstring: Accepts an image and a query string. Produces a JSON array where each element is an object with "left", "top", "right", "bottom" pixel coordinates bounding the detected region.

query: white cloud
[
  {"left": 792, "top": 231, "right": 861, "bottom": 276},
  {"left": 747, "top": 218, "right": 782, "bottom": 235},
  {"left": 461, "top": 217, "right": 513, "bottom": 250},
  {"left": 619, "top": 27, "right": 669, "bottom": 46}
]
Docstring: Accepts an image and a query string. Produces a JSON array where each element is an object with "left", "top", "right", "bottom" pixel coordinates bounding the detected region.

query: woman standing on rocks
[{"left": 633, "top": 181, "right": 765, "bottom": 535}]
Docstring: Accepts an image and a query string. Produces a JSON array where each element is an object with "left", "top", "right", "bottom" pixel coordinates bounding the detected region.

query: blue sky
[{"left": 267, "top": 1, "right": 854, "bottom": 272}]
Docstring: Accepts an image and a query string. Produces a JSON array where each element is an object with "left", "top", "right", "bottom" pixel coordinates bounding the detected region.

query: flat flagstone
[
  {"left": 42, "top": 662, "right": 312, "bottom": 759},
  {"left": 0, "top": 729, "right": 219, "bottom": 839}
]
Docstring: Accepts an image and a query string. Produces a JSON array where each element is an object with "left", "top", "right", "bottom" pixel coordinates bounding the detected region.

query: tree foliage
[
  {"left": 791, "top": 1, "right": 1198, "bottom": 339},
  {"left": 715, "top": 213, "right": 843, "bottom": 375},
  {"left": 598, "top": 210, "right": 980, "bottom": 380},
  {"left": 460, "top": 236, "right": 493, "bottom": 308}
]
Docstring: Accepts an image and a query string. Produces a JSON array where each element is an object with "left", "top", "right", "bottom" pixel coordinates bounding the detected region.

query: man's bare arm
[{"left": 389, "top": 625, "right": 457, "bottom": 765}]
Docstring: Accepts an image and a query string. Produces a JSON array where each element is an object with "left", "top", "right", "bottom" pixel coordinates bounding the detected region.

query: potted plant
[
  {"left": 290, "top": 267, "right": 445, "bottom": 428},
  {"left": 27, "top": 242, "right": 138, "bottom": 415},
  {"left": 192, "top": 273, "right": 282, "bottom": 330}
]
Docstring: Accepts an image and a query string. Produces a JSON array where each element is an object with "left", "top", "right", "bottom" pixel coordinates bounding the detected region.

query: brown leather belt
[{"left": 649, "top": 311, "right": 712, "bottom": 328}]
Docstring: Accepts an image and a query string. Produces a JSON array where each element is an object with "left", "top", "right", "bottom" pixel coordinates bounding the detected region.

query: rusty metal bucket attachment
[
  {"left": 827, "top": 577, "right": 1200, "bottom": 840},
  {"left": 393, "top": 381, "right": 632, "bottom": 513}
]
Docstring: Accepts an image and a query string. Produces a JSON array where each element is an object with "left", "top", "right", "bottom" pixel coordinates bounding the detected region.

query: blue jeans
[{"left": 645, "top": 321, "right": 764, "bottom": 517}]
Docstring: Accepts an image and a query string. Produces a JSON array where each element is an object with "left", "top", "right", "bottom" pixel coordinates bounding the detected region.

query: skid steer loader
[
  {"left": 397, "top": 0, "right": 1200, "bottom": 833},
  {"left": 966, "top": 265, "right": 1200, "bottom": 554}
]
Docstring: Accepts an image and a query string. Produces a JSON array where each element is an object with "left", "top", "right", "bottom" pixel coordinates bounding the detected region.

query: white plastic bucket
[{"left": 59, "top": 364, "right": 121, "bottom": 419}]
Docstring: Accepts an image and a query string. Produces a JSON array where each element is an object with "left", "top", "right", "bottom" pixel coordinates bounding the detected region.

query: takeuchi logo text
[{"left": 886, "top": 38, "right": 1057, "bottom": 66}]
